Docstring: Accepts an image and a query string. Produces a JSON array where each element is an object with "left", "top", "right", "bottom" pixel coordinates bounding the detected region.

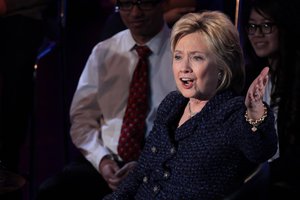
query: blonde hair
[{"left": 170, "top": 11, "right": 245, "bottom": 94}]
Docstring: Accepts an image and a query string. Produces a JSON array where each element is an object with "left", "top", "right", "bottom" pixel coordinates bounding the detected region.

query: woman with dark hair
[{"left": 239, "top": 0, "right": 300, "bottom": 198}]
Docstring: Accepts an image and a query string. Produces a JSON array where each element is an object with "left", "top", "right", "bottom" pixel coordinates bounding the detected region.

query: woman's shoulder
[
  {"left": 159, "top": 91, "right": 181, "bottom": 108},
  {"left": 209, "top": 90, "right": 245, "bottom": 120},
  {"left": 156, "top": 91, "right": 186, "bottom": 117},
  {"left": 214, "top": 90, "right": 244, "bottom": 107}
]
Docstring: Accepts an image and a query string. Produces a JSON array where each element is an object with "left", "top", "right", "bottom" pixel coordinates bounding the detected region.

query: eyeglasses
[
  {"left": 116, "top": 0, "right": 161, "bottom": 11},
  {"left": 246, "top": 23, "right": 276, "bottom": 35}
]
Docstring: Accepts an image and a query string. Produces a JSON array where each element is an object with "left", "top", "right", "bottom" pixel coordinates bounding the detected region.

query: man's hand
[
  {"left": 99, "top": 158, "right": 138, "bottom": 191},
  {"left": 107, "top": 161, "right": 138, "bottom": 191},
  {"left": 99, "top": 157, "right": 120, "bottom": 190}
]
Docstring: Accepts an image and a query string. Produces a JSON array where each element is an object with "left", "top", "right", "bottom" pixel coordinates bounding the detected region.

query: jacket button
[
  {"left": 170, "top": 147, "right": 176, "bottom": 154},
  {"left": 151, "top": 146, "right": 157, "bottom": 153},
  {"left": 153, "top": 185, "right": 160, "bottom": 193},
  {"left": 143, "top": 176, "right": 148, "bottom": 183},
  {"left": 163, "top": 171, "right": 170, "bottom": 179}
]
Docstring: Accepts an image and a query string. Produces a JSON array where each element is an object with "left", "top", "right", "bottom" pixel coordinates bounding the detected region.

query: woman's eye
[
  {"left": 174, "top": 54, "right": 182, "bottom": 60},
  {"left": 192, "top": 55, "right": 203, "bottom": 61}
]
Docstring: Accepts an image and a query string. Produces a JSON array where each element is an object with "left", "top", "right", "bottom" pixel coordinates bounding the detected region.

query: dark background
[{"left": 18, "top": 0, "right": 114, "bottom": 199}]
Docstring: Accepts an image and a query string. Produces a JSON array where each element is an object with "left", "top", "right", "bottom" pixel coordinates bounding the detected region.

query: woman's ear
[{"left": 218, "top": 71, "right": 223, "bottom": 81}]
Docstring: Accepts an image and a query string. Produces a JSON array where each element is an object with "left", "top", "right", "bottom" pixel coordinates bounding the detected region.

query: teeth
[{"left": 181, "top": 78, "right": 192, "bottom": 81}]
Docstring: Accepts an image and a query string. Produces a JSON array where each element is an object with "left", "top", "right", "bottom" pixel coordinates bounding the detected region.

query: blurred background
[{"left": 1, "top": 0, "right": 117, "bottom": 199}]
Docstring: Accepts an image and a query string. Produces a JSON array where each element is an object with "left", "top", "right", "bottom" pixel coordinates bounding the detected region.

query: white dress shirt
[
  {"left": 264, "top": 78, "right": 279, "bottom": 161},
  {"left": 70, "top": 24, "right": 176, "bottom": 171}
]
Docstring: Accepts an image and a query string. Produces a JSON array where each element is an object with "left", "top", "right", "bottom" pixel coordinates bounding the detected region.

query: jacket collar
[{"left": 163, "top": 90, "right": 236, "bottom": 141}]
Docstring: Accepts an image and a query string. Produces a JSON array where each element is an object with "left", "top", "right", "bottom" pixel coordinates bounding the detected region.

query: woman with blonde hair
[{"left": 104, "top": 11, "right": 277, "bottom": 200}]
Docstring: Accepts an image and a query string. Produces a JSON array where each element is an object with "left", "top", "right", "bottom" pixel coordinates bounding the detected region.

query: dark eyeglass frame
[
  {"left": 246, "top": 22, "right": 277, "bottom": 35},
  {"left": 116, "top": 0, "right": 161, "bottom": 11}
]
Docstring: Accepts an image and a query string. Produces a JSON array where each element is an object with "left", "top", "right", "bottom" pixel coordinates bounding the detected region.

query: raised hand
[{"left": 245, "top": 67, "right": 269, "bottom": 121}]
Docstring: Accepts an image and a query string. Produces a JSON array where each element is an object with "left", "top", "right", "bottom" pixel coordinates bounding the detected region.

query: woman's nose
[{"left": 180, "top": 60, "right": 192, "bottom": 73}]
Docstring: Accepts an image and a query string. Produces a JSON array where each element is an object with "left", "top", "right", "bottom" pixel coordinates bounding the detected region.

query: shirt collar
[{"left": 126, "top": 23, "right": 170, "bottom": 55}]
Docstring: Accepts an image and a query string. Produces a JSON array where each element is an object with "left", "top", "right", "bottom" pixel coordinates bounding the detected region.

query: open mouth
[{"left": 180, "top": 77, "right": 194, "bottom": 88}]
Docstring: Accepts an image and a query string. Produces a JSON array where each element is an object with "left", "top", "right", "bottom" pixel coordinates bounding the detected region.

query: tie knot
[{"left": 135, "top": 45, "right": 152, "bottom": 59}]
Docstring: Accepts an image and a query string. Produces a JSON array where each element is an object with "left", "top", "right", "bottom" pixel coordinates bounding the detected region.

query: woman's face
[
  {"left": 247, "top": 9, "right": 279, "bottom": 59},
  {"left": 172, "top": 32, "right": 219, "bottom": 100}
]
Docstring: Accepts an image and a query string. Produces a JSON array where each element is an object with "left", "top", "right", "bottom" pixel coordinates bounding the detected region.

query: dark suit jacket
[{"left": 105, "top": 90, "right": 278, "bottom": 200}]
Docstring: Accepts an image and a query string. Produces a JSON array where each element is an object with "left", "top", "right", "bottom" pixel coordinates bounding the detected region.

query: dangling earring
[{"left": 218, "top": 72, "right": 222, "bottom": 81}]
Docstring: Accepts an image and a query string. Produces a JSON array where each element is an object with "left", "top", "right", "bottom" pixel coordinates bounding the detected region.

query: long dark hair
[{"left": 240, "top": 0, "right": 300, "bottom": 152}]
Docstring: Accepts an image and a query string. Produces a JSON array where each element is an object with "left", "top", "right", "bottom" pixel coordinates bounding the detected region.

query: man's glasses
[
  {"left": 246, "top": 23, "right": 276, "bottom": 35},
  {"left": 116, "top": 0, "right": 161, "bottom": 11}
]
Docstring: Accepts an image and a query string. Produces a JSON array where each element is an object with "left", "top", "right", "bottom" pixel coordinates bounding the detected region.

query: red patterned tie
[{"left": 118, "top": 45, "right": 152, "bottom": 162}]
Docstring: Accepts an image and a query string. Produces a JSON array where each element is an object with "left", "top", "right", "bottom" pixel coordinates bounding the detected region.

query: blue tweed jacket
[{"left": 104, "top": 90, "right": 278, "bottom": 200}]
